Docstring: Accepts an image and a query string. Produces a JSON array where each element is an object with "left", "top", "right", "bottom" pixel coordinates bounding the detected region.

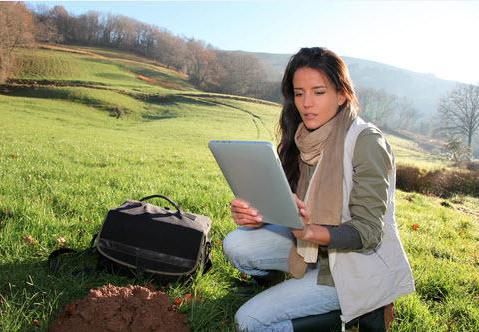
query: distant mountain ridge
[{"left": 244, "top": 51, "right": 459, "bottom": 118}]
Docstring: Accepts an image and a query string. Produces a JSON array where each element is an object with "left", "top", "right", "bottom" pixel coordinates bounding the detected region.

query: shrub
[
  {"left": 455, "top": 160, "right": 479, "bottom": 171},
  {"left": 396, "top": 165, "right": 479, "bottom": 198}
]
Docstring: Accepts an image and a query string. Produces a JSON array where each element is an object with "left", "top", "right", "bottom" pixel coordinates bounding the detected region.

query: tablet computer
[{"left": 209, "top": 140, "right": 303, "bottom": 229}]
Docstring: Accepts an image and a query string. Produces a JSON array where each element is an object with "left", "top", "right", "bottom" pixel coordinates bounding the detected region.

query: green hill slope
[
  {"left": 0, "top": 45, "right": 477, "bottom": 332},
  {"left": 13, "top": 45, "right": 194, "bottom": 92}
]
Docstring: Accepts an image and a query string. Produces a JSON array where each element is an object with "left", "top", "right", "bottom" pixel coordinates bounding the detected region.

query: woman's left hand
[{"left": 291, "top": 195, "right": 331, "bottom": 245}]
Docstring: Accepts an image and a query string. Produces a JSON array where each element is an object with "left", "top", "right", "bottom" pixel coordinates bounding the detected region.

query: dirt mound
[{"left": 49, "top": 284, "right": 190, "bottom": 332}]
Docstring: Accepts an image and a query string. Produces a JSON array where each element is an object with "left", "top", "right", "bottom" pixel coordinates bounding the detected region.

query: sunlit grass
[
  {"left": 13, "top": 48, "right": 190, "bottom": 93},
  {"left": 387, "top": 135, "right": 450, "bottom": 170}
]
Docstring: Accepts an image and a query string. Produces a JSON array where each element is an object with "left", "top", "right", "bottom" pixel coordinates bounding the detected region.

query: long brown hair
[{"left": 277, "top": 47, "right": 359, "bottom": 192}]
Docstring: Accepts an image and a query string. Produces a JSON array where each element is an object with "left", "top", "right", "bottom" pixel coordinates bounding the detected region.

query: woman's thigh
[
  {"left": 222, "top": 224, "right": 294, "bottom": 275},
  {"left": 235, "top": 267, "right": 340, "bottom": 332}
]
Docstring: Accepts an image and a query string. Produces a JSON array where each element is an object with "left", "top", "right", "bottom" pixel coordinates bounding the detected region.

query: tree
[
  {"left": 444, "top": 136, "right": 472, "bottom": 162},
  {"left": 439, "top": 84, "right": 479, "bottom": 149},
  {"left": 32, "top": 4, "right": 63, "bottom": 43},
  {"left": 185, "top": 39, "right": 218, "bottom": 88},
  {"left": 357, "top": 87, "right": 397, "bottom": 128},
  {"left": 47, "top": 5, "right": 72, "bottom": 42},
  {"left": 76, "top": 11, "right": 102, "bottom": 44},
  {"left": 150, "top": 29, "right": 188, "bottom": 71},
  {"left": 214, "top": 51, "right": 267, "bottom": 97},
  {"left": 0, "top": 2, "right": 34, "bottom": 82},
  {"left": 394, "top": 97, "right": 419, "bottom": 130}
]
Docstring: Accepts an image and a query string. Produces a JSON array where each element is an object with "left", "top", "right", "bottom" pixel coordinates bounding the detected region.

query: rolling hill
[{"left": 249, "top": 51, "right": 459, "bottom": 118}]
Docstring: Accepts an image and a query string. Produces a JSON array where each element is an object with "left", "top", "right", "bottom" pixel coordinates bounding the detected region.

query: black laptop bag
[{"left": 95, "top": 194, "right": 212, "bottom": 281}]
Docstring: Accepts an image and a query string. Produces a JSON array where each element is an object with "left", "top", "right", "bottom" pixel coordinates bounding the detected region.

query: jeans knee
[
  {"left": 222, "top": 230, "right": 245, "bottom": 262},
  {"left": 235, "top": 306, "right": 265, "bottom": 332}
]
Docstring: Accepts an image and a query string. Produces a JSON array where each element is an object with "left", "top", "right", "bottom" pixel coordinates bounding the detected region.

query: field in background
[{"left": 0, "top": 46, "right": 478, "bottom": 331}]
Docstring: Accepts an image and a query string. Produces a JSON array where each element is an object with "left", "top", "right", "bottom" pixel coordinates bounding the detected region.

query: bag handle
[{"left": 139, "top": 194, "right": 182, "bottom": 218}]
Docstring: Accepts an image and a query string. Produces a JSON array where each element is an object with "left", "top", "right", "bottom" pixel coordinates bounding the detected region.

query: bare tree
[
  {"left": 215, "top": 51, "right": 267, "bottom": 96},
  {"left": 395, "top": 97, "right": 419, "bottom": 129},
  {"left": 33, "top": 4, "right": 63, "bottom": 43},
  {"left": 48, "top": 5, "right": 73, "bottom": 42},
  {"left": 76, "top": 11, "right": 102, "bottom": 44},
  {"left": 0, "top": 2, "right": 34, "bottom": 82},
  {"left": 185, "top": 39, "right": 218, "bottom": 88},
  {"left": 439, "top": 84, "right": 479, "bottom": 149},
  {"left": 357, "top": 87, "right": 397, "bottom": 127},
  {"left": 443, "top": 136, "right": 472, "bottom": 162},
  {"left": 150, "top": 29, "right": 188, "bottom": 71}
]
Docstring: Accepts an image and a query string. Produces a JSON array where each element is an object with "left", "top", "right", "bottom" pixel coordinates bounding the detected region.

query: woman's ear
[{"left": 337, "top": 92, "right": 346, "bottom": 106}]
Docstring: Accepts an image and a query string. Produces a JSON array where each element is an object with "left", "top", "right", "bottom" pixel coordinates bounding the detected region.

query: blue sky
[{"left": 30, "top": 1, "right": 479, "bottom": 84}]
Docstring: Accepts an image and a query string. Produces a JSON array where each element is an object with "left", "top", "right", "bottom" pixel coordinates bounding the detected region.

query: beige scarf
[{"left": 289, "top": 106, "right": 356, "bottom": 278}]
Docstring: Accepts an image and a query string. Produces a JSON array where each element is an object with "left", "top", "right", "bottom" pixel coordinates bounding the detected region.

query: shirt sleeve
[{"left": 327, "top": 127, "right": 393, "bottom": 251}]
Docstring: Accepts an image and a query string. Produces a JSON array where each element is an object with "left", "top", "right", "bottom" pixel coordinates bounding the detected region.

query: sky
[{"left": 30, "top": 0, "right": 479, "bottom": 84}]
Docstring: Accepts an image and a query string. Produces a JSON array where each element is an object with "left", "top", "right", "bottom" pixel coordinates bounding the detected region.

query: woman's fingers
[
  {"left": 243, "top": 222, "right": 263, "bottom": 228},
  {"left": 299, "top": 208, "right": 310, "bottom": 219},
  {"left": 232, "top": 212, "right": 262, "bottom": 223},
  {"left": 292, "top": 194, "right": 309, "bottom": 220},
  {"left": 293, "top": 194, "right": 306, "bottom": 209},
  {"left": 237, "top": 219, "right": 264, "bottom": 228},
  {"left": 230, "top": 199, "right": 263, "bottom": 227},
  {"left": 235, "top": 216, "right": 263, "bottom": 228},
  {"left": 230, "top": 199, "right": 260, "bottom": 217},
  {"left": 231, "top": 206, "right": 258, "bottom": 216},
  {"left": 231, "top": 198, "right": 250, "bottom": 209}
]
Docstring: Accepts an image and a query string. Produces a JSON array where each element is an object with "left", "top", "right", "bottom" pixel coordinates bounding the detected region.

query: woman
[{"left": 222, "top": 47, "right": 415, "bottom": 331}]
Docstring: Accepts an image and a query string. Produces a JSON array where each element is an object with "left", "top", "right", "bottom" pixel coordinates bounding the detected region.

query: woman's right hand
[{"left": 230, "top": 198, "right": 263, "bottom": 228}]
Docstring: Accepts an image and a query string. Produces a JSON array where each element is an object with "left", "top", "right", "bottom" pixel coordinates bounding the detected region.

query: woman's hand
[
  {"left": 230, "top": 198, "right": 263, "bottom": 228},
  {"left": 293, "top": 194, "right": 310, "bottom": 223},
  {"left": 291, "top": 195, "right": 331, "bottom": 245}
]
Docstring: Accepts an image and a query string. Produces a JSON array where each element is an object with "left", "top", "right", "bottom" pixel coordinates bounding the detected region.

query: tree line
[{"left": 1, "top": 3, "right": 278, "bottom": 101}]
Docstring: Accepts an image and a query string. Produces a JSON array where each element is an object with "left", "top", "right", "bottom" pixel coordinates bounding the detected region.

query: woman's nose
[{"left": 303, "top": 92, "right": 313, "bottom": 107}]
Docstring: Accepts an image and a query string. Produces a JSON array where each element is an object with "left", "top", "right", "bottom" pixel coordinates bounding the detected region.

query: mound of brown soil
[{"left": 49, "top": 284, "right": 190, "bottom": 332}]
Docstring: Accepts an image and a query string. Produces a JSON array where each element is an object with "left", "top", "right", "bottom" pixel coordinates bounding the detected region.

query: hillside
[
  {"left": 249, "top": 51, "right": 458, "bottom": 118},
  {"left": 0, "top": 45, "right": 478, "bottom": 332},
  {"left": 3, "top": 45, "right": 278, "bottom": 121}
]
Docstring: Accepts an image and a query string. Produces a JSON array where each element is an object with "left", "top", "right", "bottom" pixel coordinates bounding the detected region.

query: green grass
[
  {"left": 0, "top": 91, "right": 276, "bottom": 331},
  {"left": 1, "top": 45, "right": 478, "bottom": 331},
  {"left": 13, "top": 48, "right": 191, "bottom": 93},
  {"left": 387, "top": 135, "right": 450, "bottom": 170}
]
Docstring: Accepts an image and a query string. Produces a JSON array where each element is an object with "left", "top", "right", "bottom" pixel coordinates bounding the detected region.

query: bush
[
  {"left": 455, "top": 160, "right": 479, "bottom": 171},
  {"left": 396, "top": 165, "right": 479, "bottom": 198}
]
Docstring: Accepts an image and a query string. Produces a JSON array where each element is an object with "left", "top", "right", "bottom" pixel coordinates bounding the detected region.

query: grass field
[{"left": 0, "top": 46, "right": 478, "bottom": 331}]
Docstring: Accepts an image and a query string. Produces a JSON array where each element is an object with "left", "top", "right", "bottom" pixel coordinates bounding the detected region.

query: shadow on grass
[
  {"left": 95, "top": 72, "right": 136, "bottom": 81},
  {"left": 124, "top": 66, "right": 191, "bottom": 91},
  {"left": 0, "top": 254, "right": 149, "bottom": 331},
  {"left": 143, "top": 94, "right": 215, "bottom": 107},
  {"left": 140, "top": 94, "right": 212, "bottom": 122},
  {"left": 142, "top": 112, "right": 178, "bottom": 121},
  {"left": 0, "top": 256, "right": 247, "bottom": 331},
  {"left": 0, "top": 208, "right": 14, "bottom": 232},
  {"left": 5, "top": 79, "right": 107, "bottom": 87},
  {"left": 0, "top": 85, "right": 132, "bottom": 118},
  {"left": 186, "top": 291, "right": 246, "bottom": 331}
]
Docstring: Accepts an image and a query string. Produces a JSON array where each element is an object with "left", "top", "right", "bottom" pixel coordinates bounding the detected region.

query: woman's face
[{"left": 292, "top": 67, "right": 346, "bottom": 130}]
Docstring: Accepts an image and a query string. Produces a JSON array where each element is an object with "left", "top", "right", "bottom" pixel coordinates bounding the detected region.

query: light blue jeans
[{"left": 223, "top": 224, "right": 341, "bottom": 332}]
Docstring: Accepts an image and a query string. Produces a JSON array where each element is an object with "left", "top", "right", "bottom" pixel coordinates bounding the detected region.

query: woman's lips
[{"left": 303, "top": 113, "right": 317, "bottom": 120}]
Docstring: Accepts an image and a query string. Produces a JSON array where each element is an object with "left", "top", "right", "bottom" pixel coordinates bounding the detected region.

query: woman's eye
[
  {"left": 294, "top": 93, "right": 302, "bottom": 97},
  {"left": 315, "top": 91, "right": 325, "bottom": 95}
]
